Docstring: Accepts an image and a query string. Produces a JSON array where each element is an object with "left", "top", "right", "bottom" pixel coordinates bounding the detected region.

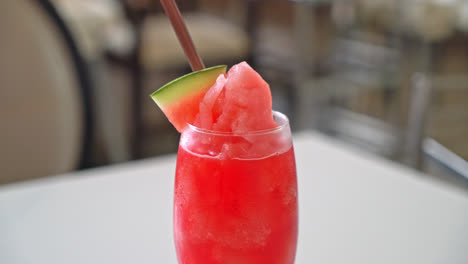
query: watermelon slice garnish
[{"left": 150, "top": 65, "right": 227, "bottom": 132}]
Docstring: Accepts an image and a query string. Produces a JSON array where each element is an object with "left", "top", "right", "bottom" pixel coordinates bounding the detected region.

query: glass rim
[{"left": 185, "top": 111, "right": 290, "bottom": 136}]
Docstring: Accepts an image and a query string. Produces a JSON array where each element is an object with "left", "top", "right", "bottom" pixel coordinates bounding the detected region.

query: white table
[{"left": 1, "top": 132, "right": 468, "bottom": 264}]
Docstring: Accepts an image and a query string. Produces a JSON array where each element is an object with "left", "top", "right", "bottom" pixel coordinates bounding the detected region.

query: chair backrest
[
  {"left": 0, "top": 0, "right": 92, "bottom": 184},
  {"left": 405, "top": 73, "right": 468, "bottom": 180}
]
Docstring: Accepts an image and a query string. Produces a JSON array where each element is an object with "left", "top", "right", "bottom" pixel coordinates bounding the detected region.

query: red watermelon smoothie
[{"left": 174, "top": 62, "right": 298, "bottom": 264}]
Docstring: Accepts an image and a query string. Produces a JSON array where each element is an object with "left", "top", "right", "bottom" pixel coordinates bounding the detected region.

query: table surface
[{"left": 1, "top": 132, "right": 468, "bottom": 264}]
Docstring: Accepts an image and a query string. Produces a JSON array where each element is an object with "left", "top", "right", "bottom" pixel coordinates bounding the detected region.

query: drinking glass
[{"left": 174, "top": 111, "right": 298, "bottom": 264}]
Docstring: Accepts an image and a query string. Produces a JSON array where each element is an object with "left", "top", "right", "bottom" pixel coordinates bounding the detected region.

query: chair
[
  {"left": 52, "top": 0, "right": 132, "bottom": 164},
  {"left": 292, "top": 0, "right": 404, "bottom": 159},
  {"left": 291, "top": 1, "right": 468, "bottom": 188},
  {"left": 0, "top": 0, "right": 93, "bottom": 184}
]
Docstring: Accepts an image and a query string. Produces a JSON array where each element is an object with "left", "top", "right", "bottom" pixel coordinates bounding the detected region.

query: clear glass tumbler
[{"left": 174, "top": 111, "right": 298, "bottom": 264}]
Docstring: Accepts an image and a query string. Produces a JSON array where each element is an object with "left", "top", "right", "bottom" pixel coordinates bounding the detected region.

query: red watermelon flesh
[
  {"left": 194, "top": 62, "right": 278, "bottom": 133},
  {"left": 196, "top": 74, "right": 227, "bottom": 129},
  {"left": 163, "top": 91, "right": 206, "bottom": 132}
]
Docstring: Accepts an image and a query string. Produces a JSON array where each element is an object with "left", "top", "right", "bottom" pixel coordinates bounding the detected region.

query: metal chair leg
[{"left": 404, "top": 73, "right": 433, "bottom": 169}]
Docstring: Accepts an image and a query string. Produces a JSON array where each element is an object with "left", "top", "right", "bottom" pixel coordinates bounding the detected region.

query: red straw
[{"left": 160, "top": 0, "right": 205, "bottom": 71}]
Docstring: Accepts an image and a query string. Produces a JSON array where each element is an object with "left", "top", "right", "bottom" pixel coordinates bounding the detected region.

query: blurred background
[{"left": 1, "top": 0, "right": 467, "bottom": 189}]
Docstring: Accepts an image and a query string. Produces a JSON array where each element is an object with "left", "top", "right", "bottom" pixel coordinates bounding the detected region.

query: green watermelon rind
[{"left": 150, "top": 65, "right": 227, "bottom": 107}]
